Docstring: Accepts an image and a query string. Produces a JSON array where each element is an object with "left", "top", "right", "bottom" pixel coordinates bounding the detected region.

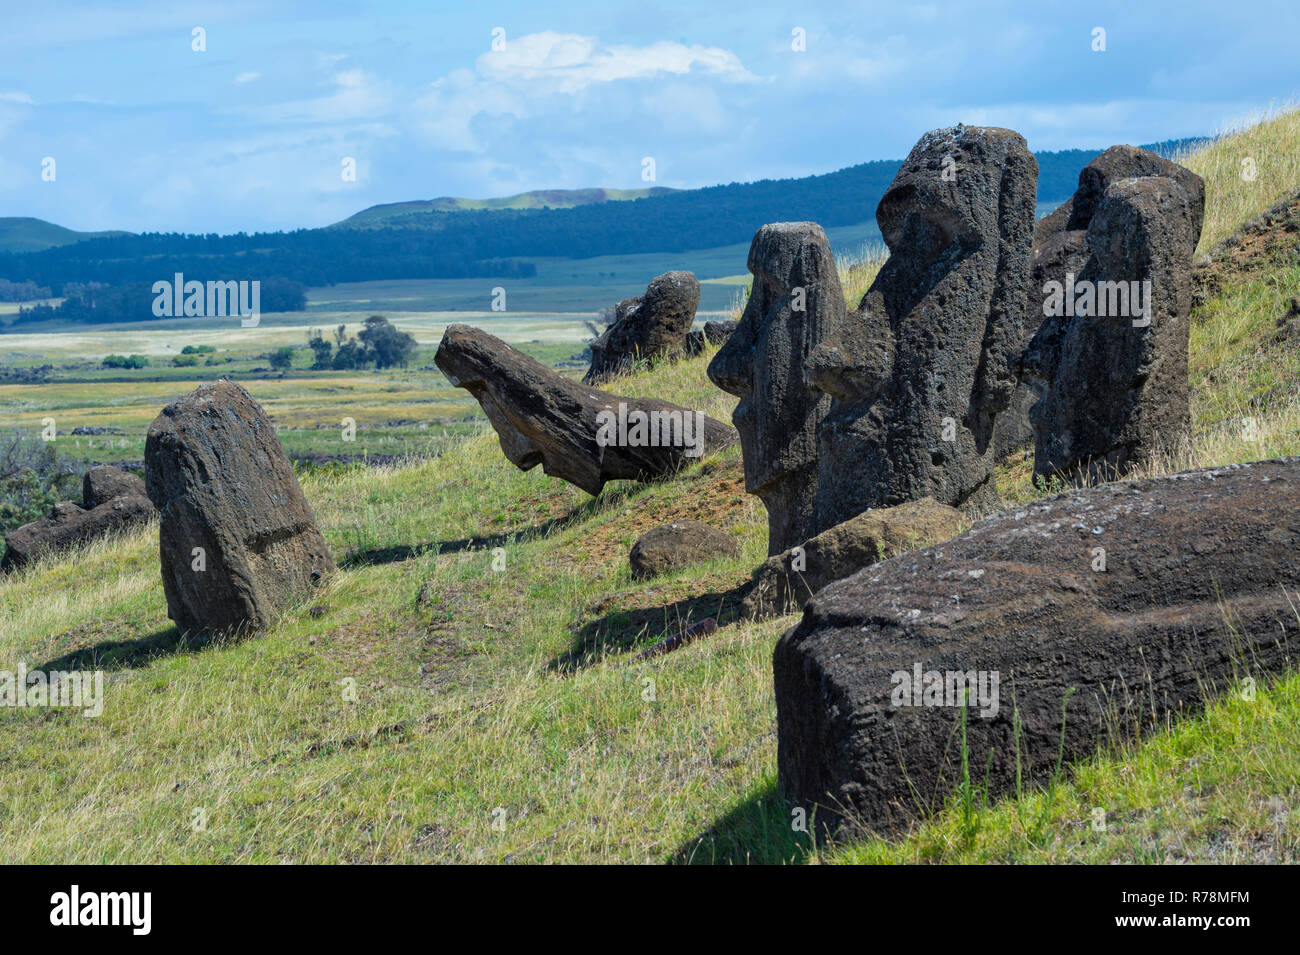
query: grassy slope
[
  {"left": 3, "top": 111, "right": 1300, "bottom": 864},
  {"left": 332, "top": 188, "right": 679, "bottom": 229},
  {"left": 0, "top": 217, "right": 129, "bottom": 254}
]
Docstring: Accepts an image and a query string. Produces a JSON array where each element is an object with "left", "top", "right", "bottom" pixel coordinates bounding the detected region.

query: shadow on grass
[
  {"left": 36, "top": 624, "right": 204, "bottom": 673},
  {"left": 549, "top": 578, "right": 751, "bottom": 672},
  {"left": 672, "top": 780, "right": 816, "bottom": 865},
  {"left": 340, "top": 482, "right": 645, "bottom": 568}
]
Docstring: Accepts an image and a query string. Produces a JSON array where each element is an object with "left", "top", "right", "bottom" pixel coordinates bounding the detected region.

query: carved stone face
[
  {"left": 708, "top": 222, "right": 845, "bottom": 553},
  {"left": 805, "top": 125, "right": 1039, "bottom": 527}
]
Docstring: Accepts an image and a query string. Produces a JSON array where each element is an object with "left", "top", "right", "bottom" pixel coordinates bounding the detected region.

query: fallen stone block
[
  {"left": 774, "top": 457, "right": 1300, "bottom": 838},
  {"left": 742, "top": 497, "right": 962, "bottom": 619},
  {"left": 1, "top": 494, "right": 155, "bottom": 572}
]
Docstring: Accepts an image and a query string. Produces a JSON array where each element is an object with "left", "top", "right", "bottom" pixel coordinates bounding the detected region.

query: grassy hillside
[
  {"left": 0, "top": 217, "right": 130, "bottom": 254},
  {"left": 334, "top": 187, "right": 679, "bottom": 228},
  {"left": 1, "top": 110, "right": 1298, "bottom": 864}
]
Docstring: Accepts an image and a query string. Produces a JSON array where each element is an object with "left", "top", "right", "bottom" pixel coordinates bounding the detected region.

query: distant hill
[
  {"left": 334, "top": 187, "right": 679, "bottom": 228},
  {"left": 332, "top": 137, "right": 1212, "bottom": 234},
  {"left": 0, "top": 217, "right": 131, "bottom": 254}
]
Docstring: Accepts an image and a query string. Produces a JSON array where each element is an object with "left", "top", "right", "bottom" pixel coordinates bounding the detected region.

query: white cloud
[
  {"left": 477, "top": 32, "right": 758, "bottom": 95},
  {"left": 409, "top": 32, "right": 756, "bottom": 153},
  {"left": 234, "top": 72, "right": 261, "bottom": 84},
  {"left": 0, "top": 91, "right": 34, "bottom": 104}
]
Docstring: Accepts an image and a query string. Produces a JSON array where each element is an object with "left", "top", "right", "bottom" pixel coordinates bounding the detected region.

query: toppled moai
[
  {"left": 1, "top": 466, "right": 155, "bottom": 573},
  {"left": 585, "top": 271, "right": 701, "bottom": 384},
  {"left": 775, "top": 457, "right": 1300, "bottom": 838},
  {"left": 805, "top": 125, "right": 1038, "bottom": 527},
  {"left": 708, "top": 223, "right": 846, "bottom": 554},
  {"left": 1021, "top": 149, "right": 1205, "bottom": 483},
  {"left": 145, "top": 380, "right": 335, "bottom": 638},
  {"left": 436, "top": 324, "right": 734, "bottom": 495}
]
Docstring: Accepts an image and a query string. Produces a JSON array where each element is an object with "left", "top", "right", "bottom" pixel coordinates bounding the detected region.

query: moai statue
[
  {"left": 585, "top": 271, "right": 701, "bottom": 384},
  {"left": 994, "top": 145, "right": 1203, "bottom": 461},
  {"left": 805, "top": 125, "right": 1038, "bottom": 529},
  {"left": 708, "top": 223, "right": 847, "bottom": 555},
  {"left": 1022, "top": 166, "right": 1205, "bottom": 483}
]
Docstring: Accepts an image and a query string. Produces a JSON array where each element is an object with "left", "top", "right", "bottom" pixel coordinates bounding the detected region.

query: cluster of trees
[
  {"left": 307, "top": 316, "right": 417, "bottom": 371},
  {"left": 9, "top": 277, "right": 306, "bottom": 326},
  {"left": 0, "top": 430, "right": 81, "bottom": 534},
  {"left": 102, "top": 353, "right": 150, "bottom": 369},
  {"left": 0, "top": 229, "right": 537, "bottom": 292},
  {"left": 0, "top": 278, "right": 51, "bottom": 302}
]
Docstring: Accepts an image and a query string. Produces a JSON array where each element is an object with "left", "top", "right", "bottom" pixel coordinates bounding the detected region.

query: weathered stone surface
[
  {"left": 684, "top": 320, "right": 738, "bottom": 357},
  {"left": 436, "top": 324, "right": 734, "bottom": 495},
  {"left": 629, "top": 520, "right": 740, "bottom": 579},
  {"left": 1023, "top": 168, "right": 1205, "bottom": 483},
  {"left": 774, "top": 457, "right": 1300, "bottom": 838},
  {"left": 585, "top": 271, "right": 701, "bottom": 383},
  {"left": 1033, "top": 147, "right": 1205, "bottom": 295},
  {"left": 1, "top": 494, "right": 155, "bottom": 572},
  {"left": 709, "top": 223, "right": 846, "bottom": 555},
  {"left": 741, "top": 497, "right": 962, "bottom": 619},
  {"left": 999, "top": 147, "right": 1206, "bottom": 461},
  {"left": 145, "top": 380, "right": 335, "bottom": 638},
  {"left": 806, "top": 126, "right": 1038, "bottom": 527},
  {"left": 83, "top": 465, "right": 147, "bottom": 509}
]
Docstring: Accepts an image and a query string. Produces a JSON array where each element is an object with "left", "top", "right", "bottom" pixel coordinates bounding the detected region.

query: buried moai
[
  {"left": 145, "top": 380, "right": 335, "bottom": 638},
  {"left": 993, "top": 146, "right": 1207, "bottom": 459},
  {"left": 804, "top": 125, "right": 1038, "bottom": 528},
  {"left": 1022, "top": 153, "right": 1206, "bottom": 483},
  {"left": 707, "top": 223, "right": 847, "bottom": 554},
  {"left": 585, "top": 271, "right": 701, "bottom": 384}
]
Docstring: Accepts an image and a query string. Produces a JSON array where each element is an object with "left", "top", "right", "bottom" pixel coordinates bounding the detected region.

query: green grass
[{"left": 1178, "top": 101, "right": 1300, "bottom": 254}]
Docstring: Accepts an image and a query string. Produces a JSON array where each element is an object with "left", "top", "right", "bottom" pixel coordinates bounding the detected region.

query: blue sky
[{"left": 0, "top": 0, "right": 1294, "bottom": 234}]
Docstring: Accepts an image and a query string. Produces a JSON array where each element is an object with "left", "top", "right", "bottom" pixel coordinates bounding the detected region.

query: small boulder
[
  {"left": 629, "top": 520, "right": 740, "bottom": 579},
  {"left": 684, "top": 320, "right": 738, "bottom": 356},
  {"left": 742, "top": 497, "right": 962, "bottom": 619}
]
